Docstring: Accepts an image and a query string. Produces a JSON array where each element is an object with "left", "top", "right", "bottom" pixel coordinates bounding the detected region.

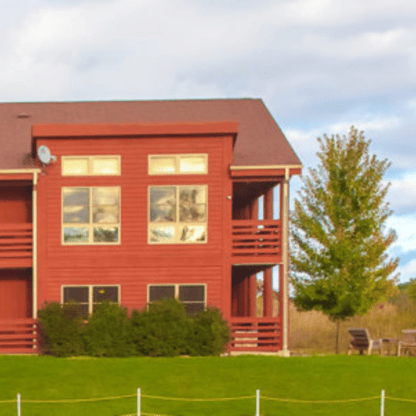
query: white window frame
[
  {"left": 61, "top": 284, "right": 121, "bottom": 317},
  {"left": 148, "top": 154, "right": 208, "bottom": 175},
  {"left": 148, "top": 185, "right": 208, "bottom": 244},
  {"left": 147, "top": 283, "right": 207, "bottom": 312},
  {"left": 62, "top": 155, "right": 121, "bottom": 176},
  {"left": 62, "top": 186, "right": 121, "bottom": 245}
]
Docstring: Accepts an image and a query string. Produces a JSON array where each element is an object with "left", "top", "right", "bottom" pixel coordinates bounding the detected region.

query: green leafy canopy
[{"left": 291, "top": 126, "right": 399, "bottom": 322}]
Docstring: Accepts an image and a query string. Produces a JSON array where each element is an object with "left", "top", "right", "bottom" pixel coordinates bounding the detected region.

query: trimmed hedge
[
  {"left": 38, "top": 299, "right": 231, "bottom": 357},
  {"left": 83, "top": 302, "right": 135, "bottom": 357},
  {"left": 38, "top": 301, "right": 84, "bottom": 357}
]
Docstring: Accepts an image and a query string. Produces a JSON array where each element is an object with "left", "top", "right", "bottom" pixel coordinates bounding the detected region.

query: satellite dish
[{"left": 37, "top": 145, "right": 56, "bottom": 164}]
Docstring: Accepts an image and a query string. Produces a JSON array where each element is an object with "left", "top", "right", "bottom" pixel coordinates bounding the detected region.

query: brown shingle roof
[{"left": 0, "top": 99, "right": 301, "bottom": 169}]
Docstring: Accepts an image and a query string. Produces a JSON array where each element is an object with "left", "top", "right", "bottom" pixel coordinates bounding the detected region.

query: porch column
[
  {"left": 249, "top": 197, "right": 258, "bottom": 317},
  {"left": 32, "top": 172, "right": 38, "bottom": 319},
  {"left": 263, "top": 187, "right": 273, "bottom": 317},
  {"left": 249, "top": 273, "right": 257, "bottom": 317},
  {"left": 279, "top": 172, "right": 290, "bottom": 355}
]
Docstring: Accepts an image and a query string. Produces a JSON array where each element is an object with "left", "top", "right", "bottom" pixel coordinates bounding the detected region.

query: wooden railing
[
  {"left": 0, "top": 223, "right": 33, "bottom": 267},
  {"left": 0, "top": 319, "right": 38, "bottom": 354},
  {"left": 232, "top": 220, "right": 281, "bottom": 259},
  {"left": 229, "top": 317, "right": 281, "bottom": 352}
]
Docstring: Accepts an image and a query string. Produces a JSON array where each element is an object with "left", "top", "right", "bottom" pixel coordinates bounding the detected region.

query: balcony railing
[
  {"left": 229, "top": 317, "right": 281, "bottom": 352},
  {"left": 0, "top": 223, "right": 33, "bottom": 268},
  {"left": 232, "top": 220, "right": 281, "bottom": 262},
  {"left": 0, "top": 319, "right": 38, "bottom": 354}
]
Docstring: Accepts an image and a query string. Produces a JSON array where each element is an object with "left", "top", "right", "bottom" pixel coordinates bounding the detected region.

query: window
[
  {"left": 62, "top": 156, "right": 121, "bottom": 176},
  {"left": 149, "top": 185, "right": 207, "bottom": 244},
  {"left": 62, "top": 187, "right": 120, "bottom": 244},
  {"left": 62, "top": 285, "right": 119, "bottom": 319},
  {"left": 149, "top": 154, "right": 207, "bottom": 175},
  {"left": 148, "top": 284, "right": 206, "bottom": 314}
]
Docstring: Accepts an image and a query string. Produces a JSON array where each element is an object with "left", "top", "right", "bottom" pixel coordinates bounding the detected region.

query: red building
[{"left": 0, "top": 99, "right": 301, "bottom": 355}]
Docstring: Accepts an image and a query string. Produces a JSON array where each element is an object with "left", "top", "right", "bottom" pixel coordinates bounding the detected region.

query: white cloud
[
  {"left": 387, "top": 214, "right": 416, "bottom": 255},
  {"left": 0, "top": 0, "right": 415, "bottom": 284},
  {"left": 386, "top": 172, "right": 416, "bottom": 214},
  {"left": 396, "top": 258, "right": 416, "bottom": 282}
]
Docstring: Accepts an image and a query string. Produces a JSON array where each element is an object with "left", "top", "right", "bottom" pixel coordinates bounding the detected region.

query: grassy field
[{"left": 1, "top": 355, "right": 416, "bottom": 416}]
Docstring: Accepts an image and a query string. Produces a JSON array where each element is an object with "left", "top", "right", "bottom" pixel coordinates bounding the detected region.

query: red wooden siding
[
  {"left": 0, "top": 269, "right": 32, "bottom": 320},
  {"left": 41, "top": 266, "right": 223, "bottom": 312},
  {"left": 0, "top": 185, "right": 32, "bottom": 223},
  {"left": 35, "top": 133, "right": 234, "bottom": 314}
]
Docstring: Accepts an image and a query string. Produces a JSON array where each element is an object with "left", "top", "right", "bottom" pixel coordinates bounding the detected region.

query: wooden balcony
[
  {"left": 0, "top": 223, "right": 33, "bottom": 268},
  {"left": 228, "top": 317, "right": 281, "bottom": 352},
  {"left": 231, "top": 220, "right": 281, "bottom": 264},
  {"left": 0, "top": 319, "right": 38, "bottom": 354}
]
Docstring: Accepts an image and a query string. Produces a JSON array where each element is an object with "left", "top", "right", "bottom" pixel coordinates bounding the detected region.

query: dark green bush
[
  {"left": 189, "top": 307, "right": 231, "bottom": 356},
  {"left": 39, "top": 299, "right": 231, "bottom": 357},
  {"left": 131, "top": 298, "right": 191, "bottom": 357},
  {"left": 38, "top": 302, "right": 84, "bottom": 357},
  {"left": 83, "top": 302, "right": 135, "bottom": 357}
]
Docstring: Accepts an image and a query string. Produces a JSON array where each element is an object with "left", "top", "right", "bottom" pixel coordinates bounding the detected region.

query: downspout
[
  {"left": 282, "top": 168, "right": 290, "bottom": 356},
  {"left": 32, "top": 171, "right": 38, "bottom": 319}
]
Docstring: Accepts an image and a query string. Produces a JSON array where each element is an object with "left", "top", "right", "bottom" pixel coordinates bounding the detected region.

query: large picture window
[
  {"left": 62, "top": 187, "right": 120, "bottom": 244},
  {"left": 148, "top": 154, "right": 207, "bottom": 175},
  {"left": 149, "top": 185, "right": 207, "bottom": 244},
  {"left": 148, "top": 284, "right": 206, "bottom": 315},
  {"left": 62, "top": 285, "right": 120, "bottom": 319}
]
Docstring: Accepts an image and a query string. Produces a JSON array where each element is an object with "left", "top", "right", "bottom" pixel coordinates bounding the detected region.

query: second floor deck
[
  {"left": 231, "top": 219, "right": 281, "bottom": 265},
  {"left": 0, "top": 223, "right": 33, "bottom": 268}
]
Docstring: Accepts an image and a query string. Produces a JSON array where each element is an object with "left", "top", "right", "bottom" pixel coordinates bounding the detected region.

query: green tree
[{"left": 290, "top": 126, "right": 399, "bottom": 353}]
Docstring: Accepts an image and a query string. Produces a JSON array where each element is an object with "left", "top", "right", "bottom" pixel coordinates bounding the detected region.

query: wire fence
[{"left": 1, "top": 388, "right": 416, "bottom": 415}]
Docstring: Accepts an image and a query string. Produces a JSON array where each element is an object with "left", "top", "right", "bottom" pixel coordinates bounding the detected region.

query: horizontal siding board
[
  {"left": 36, "top": 132, "right": 232, "bottom": 315},
  {"left": 42, "top": 266, "right": 223, "bottom": 311}
]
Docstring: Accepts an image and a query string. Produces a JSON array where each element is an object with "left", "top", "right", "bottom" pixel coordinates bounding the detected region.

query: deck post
[
  {"left": 280, "top": 170, "right": 290, "bottom": 355},
  {"left": 32, "top": 171, "right": 38, "bottom": 320},
  {"left": 263, "top": 187, "right": 274, "bottom": 317},
  {"left": 249, "top": 273, "right": 257, "bottom": 317}
]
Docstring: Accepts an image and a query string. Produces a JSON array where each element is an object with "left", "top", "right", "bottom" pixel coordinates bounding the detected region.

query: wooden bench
[
  {"left": 347, "top": 328, "right": 382, "bottom": 355},
  {"left": 398, "top": 329, "right": 416, "bottom": 357}
]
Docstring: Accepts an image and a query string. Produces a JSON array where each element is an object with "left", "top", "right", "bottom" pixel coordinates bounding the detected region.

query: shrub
[
  {"left": 83, "top": 302, "right": 135, "bottom": 357},
  {"left": 189, "top": 307, "right": 231, "bottom": 356},
  {"left": 131, "top": 298, "right": 191, "bottom": 357},
  {"left": 38, "top": 302, "right": 84, "bottom": 357}
]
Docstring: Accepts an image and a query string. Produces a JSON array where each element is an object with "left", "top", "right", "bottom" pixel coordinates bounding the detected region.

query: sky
[{"left": 1, "top": 0, "right": 415, "bottom": 283}]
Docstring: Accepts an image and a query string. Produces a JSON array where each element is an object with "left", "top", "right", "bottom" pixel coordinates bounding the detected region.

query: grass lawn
[{"left": 0, "top": 355, "right": 415, "bottom": 416}]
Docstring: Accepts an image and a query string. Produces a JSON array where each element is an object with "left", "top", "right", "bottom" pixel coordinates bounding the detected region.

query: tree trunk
[{"left": 335, "top": 319, "right": 341, "bottom": 354}]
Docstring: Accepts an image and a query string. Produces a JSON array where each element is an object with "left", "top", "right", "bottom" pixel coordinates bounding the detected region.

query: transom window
[
  {"left": 62, "top": 285, "right": 119, "bottom": 319},
  {"left": 149, "top": 154, "right": 207, "bottom": 175},
  {"left": 149, "top": 185, "right": 207, "bottom": 244},
  {"left": 148, "top": 284, "right": 206, "bottom": 315},
  {"left": 62, "top": 156, "right": 121, "bottom": 176},
  {"left": 62, "top": 187, "right": 120, "bottom": 244}
]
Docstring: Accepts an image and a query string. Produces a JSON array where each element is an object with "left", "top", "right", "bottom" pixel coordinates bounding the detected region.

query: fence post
[
  {"left": 380, "top": 389, "right": 385, "bottom": 416},
  {"left": 17, "top": 393, "right": 21, "bottom": 416},
  {"left": 137, "top": 388, "right": 141, "bottom": 416},
  {"left": 256, "top": 389, "right": 260, "bottom": 416}
]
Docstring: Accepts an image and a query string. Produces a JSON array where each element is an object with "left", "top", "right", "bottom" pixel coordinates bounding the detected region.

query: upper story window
[
  {"left": 148, "top": 154, "right": 208, "bottom": 175},
  {"left": 62, "top": 187, "right": 120, "bottom": 245},
  {"left": 149, "top": 185, "right": 207, "bottom": 244},
  {"left": 62, "top": 156, "right": 121, "bottom": 176}
]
